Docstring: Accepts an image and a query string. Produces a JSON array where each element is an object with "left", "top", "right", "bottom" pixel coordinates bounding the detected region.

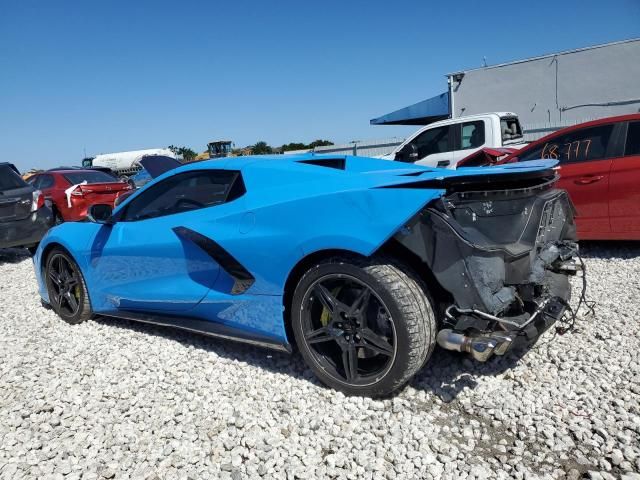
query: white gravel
[{"left": 0, "top": 244, "right": 639, "bottom": 480}]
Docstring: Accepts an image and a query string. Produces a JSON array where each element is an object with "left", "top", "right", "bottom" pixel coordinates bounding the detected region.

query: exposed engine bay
[{"left": 394, "top": 167, "right": 583, "bottom": 361}]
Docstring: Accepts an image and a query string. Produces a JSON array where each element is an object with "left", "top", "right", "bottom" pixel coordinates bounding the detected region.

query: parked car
[
  {"left": 459, "top": 113, "right": 640, "bottom": 240},
  {"left": 27, "top": 169, "right": 132, "bottom": 223},
  {"left": 34, "top": 154, "right": 579, "bottom": 397},
  {"left": 128, "top": 169, "right": 152, "bottom": 189},
  {"left": 382, "top": 112, "right": 526, "bottom": 168},
  {"left": 0, "top": 162, "right": 53, "bottom": 250}
]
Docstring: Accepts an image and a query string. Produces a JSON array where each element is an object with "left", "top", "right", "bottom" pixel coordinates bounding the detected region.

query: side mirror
[
  {"left": 87, "top": 204, "right": 114, "bottom": 224},
  {"left": 395, "top": 143, "right": 420, "bottom": 162}
]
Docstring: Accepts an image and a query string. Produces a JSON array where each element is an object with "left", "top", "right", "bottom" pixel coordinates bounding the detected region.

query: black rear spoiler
[{"left": 377, "top": 167, "right": 558, "bottom": 194}]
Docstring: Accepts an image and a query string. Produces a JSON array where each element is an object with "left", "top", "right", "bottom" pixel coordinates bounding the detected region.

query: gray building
[{"left": 371, "top": 38, "right": 640, "bottom": 140}]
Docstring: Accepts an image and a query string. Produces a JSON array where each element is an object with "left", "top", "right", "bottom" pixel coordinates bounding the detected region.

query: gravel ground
[{"left": 0, "top": 244, "right": 639, "bottom": 480}]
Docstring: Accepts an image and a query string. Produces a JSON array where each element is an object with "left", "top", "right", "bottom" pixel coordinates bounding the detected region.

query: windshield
[
  {"left": 0, "top": 165, "right": 27, "bottom": 190},
  {"left": 63, "top": 171, "right": 120, "bottom": 184},
  {"left": 501, "top": 117, "right": 523, "bottom": 143}
]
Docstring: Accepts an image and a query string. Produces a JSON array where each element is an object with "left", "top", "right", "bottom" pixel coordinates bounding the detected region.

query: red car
[
  {"left": 27, "top": 169, "right": 131, "bottom": 223},
  {"left": 460, "top": 114, "right": 640, "bottom": 240}
]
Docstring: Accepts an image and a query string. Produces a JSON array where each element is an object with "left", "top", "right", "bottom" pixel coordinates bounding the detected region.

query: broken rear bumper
[{"left": 394, "top": 173, "right": 580, "bottom": 361}]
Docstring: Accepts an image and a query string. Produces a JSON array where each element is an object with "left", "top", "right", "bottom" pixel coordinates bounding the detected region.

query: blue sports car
[{"left": 34, "top": 154, "right": 580, "bottom": 396}]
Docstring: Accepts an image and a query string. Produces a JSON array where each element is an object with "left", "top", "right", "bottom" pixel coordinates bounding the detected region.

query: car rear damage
[{"left": 390, "top": 164, "right": 581, "bottom": 361}]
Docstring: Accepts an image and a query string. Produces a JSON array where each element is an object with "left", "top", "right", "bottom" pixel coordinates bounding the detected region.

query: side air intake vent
[{"left": 298, "top": 158, "right": 346, "bottom": 170}]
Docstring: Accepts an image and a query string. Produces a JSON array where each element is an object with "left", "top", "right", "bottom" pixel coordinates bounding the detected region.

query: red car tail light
[{"left": 31, "top": 190, "right": 45, "bottom": 212}]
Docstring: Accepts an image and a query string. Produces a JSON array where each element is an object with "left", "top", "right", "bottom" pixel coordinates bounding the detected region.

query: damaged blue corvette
[{"left": 34, "top": 154, "right": 580, "bottom": 396}]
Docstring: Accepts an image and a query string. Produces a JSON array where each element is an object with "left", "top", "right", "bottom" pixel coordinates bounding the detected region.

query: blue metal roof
[{"left": 370, "top": 92, "right": 450, "bottom": 126}]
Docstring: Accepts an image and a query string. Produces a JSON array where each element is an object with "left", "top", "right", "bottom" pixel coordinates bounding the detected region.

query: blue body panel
[{"left": 34, "top": 155, "right": 558, "bottom": 349}]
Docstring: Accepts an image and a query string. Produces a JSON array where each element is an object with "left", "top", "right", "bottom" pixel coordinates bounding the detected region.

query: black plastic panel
[{"left": 172, "top": 226, "right": 255, "bottom": 295}]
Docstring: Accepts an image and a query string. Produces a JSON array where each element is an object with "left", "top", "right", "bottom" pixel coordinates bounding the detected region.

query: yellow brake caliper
[{"left": 320, "top": 286, "right": 342, "bottom": 326}]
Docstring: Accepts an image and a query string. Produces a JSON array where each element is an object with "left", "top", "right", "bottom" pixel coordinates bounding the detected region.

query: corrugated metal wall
[
  {"left": 450, "top": 39, "right": 640, "bottom": 126},
  {"left": 521, "top": 118, "right": 600, "bottom": 141}
]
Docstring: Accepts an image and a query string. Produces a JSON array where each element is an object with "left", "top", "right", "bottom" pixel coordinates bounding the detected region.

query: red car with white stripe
[{"left": 27, "top": 169, "right": 131, "bottom": 223}]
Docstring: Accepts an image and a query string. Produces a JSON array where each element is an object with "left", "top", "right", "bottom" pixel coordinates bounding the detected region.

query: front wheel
[
  {"left": 291, "top": 255, "right": 436, "bottom": 397},
  {"left": 45, "top": 249, "right": 92, "bottom": 324}
]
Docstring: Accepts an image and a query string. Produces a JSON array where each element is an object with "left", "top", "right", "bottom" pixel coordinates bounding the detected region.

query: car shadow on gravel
[
  {"left": 410, "top": 346, "right": 529, "bottom": 403},
  {"left": 91, "top": 315, "right": 320, "bottom": 385},
  {"left": 578, "top": 240, "right": 640, "bottom": 259},
  {"left": 0, "top": 248, "right": 31, "bottom": 264},
  {"left": 92, "top": 314, "right": 531, "bottom": 401}
]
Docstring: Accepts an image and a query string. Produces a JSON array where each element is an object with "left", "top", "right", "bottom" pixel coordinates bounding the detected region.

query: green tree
[
  {"left": 252, "top": 141, "right": 273, "bottom": 155},
  {"left": 279, "top": 140, "right": 334, "bottom": 152},
  {"left": 308, "top": 139, "right": 334, "bottom": 148},
  {"left": 281, "top": 142, "right": 308, "bottom": 152},
  {"left": 168, "top": 145, "right": 198, "bottom": 162}
]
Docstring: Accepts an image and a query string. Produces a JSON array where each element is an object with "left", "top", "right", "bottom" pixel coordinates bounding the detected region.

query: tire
[
  {"left": 291, "top": 255, "right": 436, "bottom": 397},
  {"left": 45, "top": 248, "right": 92, "bottom": 324}
]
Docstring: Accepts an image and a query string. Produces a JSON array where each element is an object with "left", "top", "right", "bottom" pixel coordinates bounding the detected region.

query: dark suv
[{"left": 0, "top": 162, "right": 53, "bottom": 250}]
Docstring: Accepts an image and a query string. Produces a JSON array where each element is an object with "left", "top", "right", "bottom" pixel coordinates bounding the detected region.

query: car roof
[
  {"left": 418, "top": 112, "right": 518, "bottom": 128},
  {"left": 0, "top": 162, "right": 20, "bottom": 175}
]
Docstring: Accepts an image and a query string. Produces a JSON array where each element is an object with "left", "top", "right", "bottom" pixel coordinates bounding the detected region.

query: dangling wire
[{"left": 556, "top": 251, "right": 596, "bottom": 335}]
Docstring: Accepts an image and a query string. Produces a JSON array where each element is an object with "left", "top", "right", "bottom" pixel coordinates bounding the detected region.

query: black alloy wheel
[
  {"left": 292, "top": 255, "right": 436, "bottom": 397},
  {"left": 45, "top": 249, "right": 92, "bottom": 324},
  {"left": 301, "top": 274, "right": 397, "bottom": 386}
]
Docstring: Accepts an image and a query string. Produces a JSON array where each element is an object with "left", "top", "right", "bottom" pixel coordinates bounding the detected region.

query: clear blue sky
[{"left": 1, "top": 0, "right": 639, "bottom": 171}]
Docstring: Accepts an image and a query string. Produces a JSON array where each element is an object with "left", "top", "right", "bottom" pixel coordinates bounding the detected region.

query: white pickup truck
[{"left": 382, "top": 112, "right": 526, "bottom": 168}]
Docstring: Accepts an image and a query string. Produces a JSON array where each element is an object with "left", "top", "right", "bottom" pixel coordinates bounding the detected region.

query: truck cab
[
  {"left": 207, "top": 140, "right": 233, "bottom": 159},
  {"left": 386, "top": 112, "right": 525, "bottom": 169}
]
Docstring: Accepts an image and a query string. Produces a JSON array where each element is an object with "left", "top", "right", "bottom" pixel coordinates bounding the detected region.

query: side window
[
  {"left": 460, "top": 121, "right": 485, "bottom": 150},
  {"left": 519, "top": 124, "right": 615, "bottom": 164},
  {"left": 625, "top": 121, "right": 640, "bottom": 156},
  {"left": 28, "top": 176, "right": 41, "bottom": 188},
  {"left": 411, "top": 126, "right": 453, "bottom": 158},
  {"left": 122, "top": 170, "right": 242, "bottom": 222},
  {"left": 39, "top": 175, "right": 55, "bottom": 189}
]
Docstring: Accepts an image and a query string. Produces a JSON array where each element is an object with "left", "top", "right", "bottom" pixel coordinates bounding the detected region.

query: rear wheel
[
  {"left": 45, "top": 249, "right": 92, "bottom": 324},
  {"left": 291, "top": 255, "right": 436, "bottom": 397}
]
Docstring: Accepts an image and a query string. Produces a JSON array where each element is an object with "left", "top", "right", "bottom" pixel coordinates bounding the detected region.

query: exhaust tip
[{"left": 437, "top": 329, "right": 511, "bottom": 362}]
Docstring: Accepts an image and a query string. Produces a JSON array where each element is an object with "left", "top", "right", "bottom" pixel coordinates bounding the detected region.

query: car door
[
  {"left": 609, "top": 120, "right": 640, "bottom": 236},
  {"left": 517, "top": 123, "right": 618, "bottom": 238},
  {"left": 88, "top": 169, "right": 241, "bottom": 313},
  {"left": 399, "top": 125, "right": 455, "bottom": 168},
  {"left": 450, "top": 119, "right": 488, "bottom": 167}
]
